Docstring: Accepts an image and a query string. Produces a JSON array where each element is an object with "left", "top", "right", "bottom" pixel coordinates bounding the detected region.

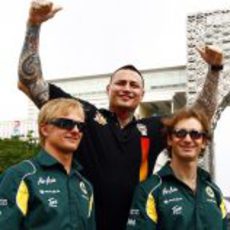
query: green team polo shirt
[
  {"left": 0, "top": 150, "right": 95, "bottom": 230},
  {"left": 127, "top": 163, "right": 228, "bottom": 230}
]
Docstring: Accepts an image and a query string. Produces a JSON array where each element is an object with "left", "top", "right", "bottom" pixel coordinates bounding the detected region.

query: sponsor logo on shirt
[
  {"left": 136, "top": 123, "right": 148, "bottom": 136},
  {"left": 0, "top": 199, "right": 8, "bottom": 206},
  {"left": 172, "top": 205, "right": 183, "bottom": 215},
  {"left": 163, "top": 197, "right": 183, "bottom": 204},
  {"left": 48, "top": 197, "right": 58, "bottom": 208},
  {"left": 162, "top": 186, "right": 178, "bottom": 195},
  {"left": 39, "top": 189, "right": 61, "bottom": 195},
  {"left": 127, "top": 218, "right": 136, "bottom": 226},
  {"left": 127, "top": 209, "right": 139, "bottom": 227},
  {"left": 37, "top": 176, "right": 56, "bottom": 186}
]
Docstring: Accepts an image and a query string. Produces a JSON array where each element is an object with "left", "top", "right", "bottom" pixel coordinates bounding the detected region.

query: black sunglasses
[
  {"left": 171, "top": 129, "right": 206, "bottom": 140},
  {"left": 48, "top": 118, "right": 86, "bottom": 132}
]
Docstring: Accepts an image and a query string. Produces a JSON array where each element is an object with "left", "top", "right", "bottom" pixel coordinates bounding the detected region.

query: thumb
[
  {"left": 53, "top": 6, "right": 63, "bottom": 15},
  {"left": 196, "top": 46, "right": 207, "bottom": 62},
  {"left": 46, "top": 6, "right": 63, "bottom": 20}
]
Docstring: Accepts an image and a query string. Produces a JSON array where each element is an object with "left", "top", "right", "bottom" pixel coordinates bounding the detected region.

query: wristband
[{"left": 210, "top": 64, "right": 223, "bottom": 72}]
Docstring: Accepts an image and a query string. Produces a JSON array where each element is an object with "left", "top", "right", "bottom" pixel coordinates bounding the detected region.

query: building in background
[
  {"left": 0, "top": 119, "right": 37, "bottom": 140},
  {"left": 0, "top": 65, "right": 186, "bottom": 138},
  {"left": 187, "top": 9, "right": 230, "bottom": 175}
]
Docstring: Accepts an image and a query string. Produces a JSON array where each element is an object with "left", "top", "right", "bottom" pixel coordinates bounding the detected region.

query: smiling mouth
[
  {"left": 65, "top": 137, "right": 79, "bottom": 142},
  {"left": 120, "top": 95, "right": 132, "bottom": 100},
  {"left": 180, "top": 145, "right": 195, "bottom": 150}
]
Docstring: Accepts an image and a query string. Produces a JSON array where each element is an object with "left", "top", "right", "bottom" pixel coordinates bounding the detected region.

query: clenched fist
[
  {"left": 28, "top": 0, "right": 62, "bottom": 25},
  {"left": 197, "top": 45, "right": 223, "bottom": 66}
]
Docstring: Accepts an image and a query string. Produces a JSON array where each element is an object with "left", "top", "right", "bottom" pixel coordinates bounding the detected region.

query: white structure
[
  {"left": 28, "top": 65, "right": 187, "bottom": 120},
  {"left": 0, "top": 65, "right": 186, "bottom": 139},
  {"left": 187, "top": 9, "right": 230, "bottom": 175},
  {"left": 0, "top": 119, "right": 37, "bottom": 139}
]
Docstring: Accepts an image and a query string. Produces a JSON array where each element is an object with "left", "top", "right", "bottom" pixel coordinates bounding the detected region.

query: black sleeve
[
  {"left": 49, "top": 83, "right": 73, "bottom": 99},
  {"left": 145, "top": 116, "right": 167, "bottom": 173},
  {"left": 49, "top": 83, "right": 97, "bottom": 121},
  {"left": 151, "top": 116, "right": 167, "bottom": 152}
]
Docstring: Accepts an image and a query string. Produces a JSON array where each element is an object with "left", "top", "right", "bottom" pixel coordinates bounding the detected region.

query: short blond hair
[{"left": 38, "top": 98, "right": 84, "bottom": 145}]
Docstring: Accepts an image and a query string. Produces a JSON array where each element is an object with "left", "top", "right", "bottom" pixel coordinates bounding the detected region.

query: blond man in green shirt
[{"left": 0, "top": 98, "right": 95, "bottom": 230}]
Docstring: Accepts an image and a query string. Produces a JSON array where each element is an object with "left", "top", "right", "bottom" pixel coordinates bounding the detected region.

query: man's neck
[
  {"left": 112, "top": 109, "right": 134, "bottom": 128},
  {"left": 170, "top": 159, "right": 198, "bottom": 192},
  {"left": 44, "top": 145, "right": 73, "bottom": 174}
]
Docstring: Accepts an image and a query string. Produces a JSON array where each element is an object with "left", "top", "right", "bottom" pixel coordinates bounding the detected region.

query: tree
[{"left": 0, "top": 137, "right": 39, "bottom": 173}]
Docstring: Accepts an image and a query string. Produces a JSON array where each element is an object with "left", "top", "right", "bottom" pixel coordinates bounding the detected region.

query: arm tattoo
[
  {"left": 192, "top": 70, "right": 219, "bottom": 122},
  {"left": 18, "top": 25, "right": 49, "bottom": 107}
]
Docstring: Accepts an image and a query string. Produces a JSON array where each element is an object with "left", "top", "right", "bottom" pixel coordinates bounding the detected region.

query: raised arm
[
  {"left": 18, "top": 0, "right": 62, "bottom": 108},
  {"left": 192, "top": 45, "right": 223, "bottom": 121}
]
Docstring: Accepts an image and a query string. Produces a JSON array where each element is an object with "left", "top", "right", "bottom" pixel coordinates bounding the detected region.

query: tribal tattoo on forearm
[
  {"left": 193, "top": 70, "right": 219, "bottom": 122},
  {"left": 18, "top": 25, "right": 49, "bottom": 108}
]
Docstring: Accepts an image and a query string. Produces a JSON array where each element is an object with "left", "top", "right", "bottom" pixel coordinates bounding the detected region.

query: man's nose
[
  {"left": 123, "top": 83, "right": 131, "bottom": 91},
  {"left": 70, "top": 125, "right": 81, "bottom": 133},
  {"left": 183, "top": 133, "right": 193, "bottom": 141}
]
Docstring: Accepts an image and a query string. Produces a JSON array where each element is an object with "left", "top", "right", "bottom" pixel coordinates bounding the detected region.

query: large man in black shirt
[{"left": 18, "top": 1, "right": 223, "bottom": 229}]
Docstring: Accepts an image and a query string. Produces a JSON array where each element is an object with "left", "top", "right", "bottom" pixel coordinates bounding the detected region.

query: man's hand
[
  {"left": 196, "top": 45, "right": 223, "bottom": 66},
  {"left": 28, "top": 0, "right": 62, "bottom": 26}
]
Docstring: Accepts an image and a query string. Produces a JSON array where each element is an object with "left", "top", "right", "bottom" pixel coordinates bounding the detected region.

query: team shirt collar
[
  {"left": 36, "top": 149, "right": 82, "bottom": 172},
  {"left": 157, "top": 162, "right": 211, "bottom": 182}
]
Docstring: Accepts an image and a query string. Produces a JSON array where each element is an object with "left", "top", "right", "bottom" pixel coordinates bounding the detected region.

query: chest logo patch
[
  {"left": 205, "top": 186, "right": 215, "bottom": 198},
  {"left": 94, "top": 112, "right": 107, "bottom": 125},
  {"left": 136, "top": 123, "right": 147, "bottom": 136}
]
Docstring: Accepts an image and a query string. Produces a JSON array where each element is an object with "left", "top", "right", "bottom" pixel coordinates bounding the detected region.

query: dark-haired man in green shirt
[{"left": 0, "top": 98, "right": 95, "bottom": 230}]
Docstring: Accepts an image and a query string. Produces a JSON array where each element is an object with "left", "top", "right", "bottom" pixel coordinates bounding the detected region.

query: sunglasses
[
  {"left": 171, "top": 129, "right": 206, "bottom": 140},
  {"left": 48, "top": 118, "right": 86, "bottom": 132}
]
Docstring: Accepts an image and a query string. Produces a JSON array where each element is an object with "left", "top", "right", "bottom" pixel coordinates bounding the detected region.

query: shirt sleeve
[
  {"left": 126, "top": 183, "right": 158, "bottom": 230},
  {"left": 49, "top": 83, "right": 73, "bottom": 100},
  {"left": 49, "top": 83, "right": 98, "bottom": 121},
  {"left": 146, "top": 116, "right": 168, "bottom": 174},
  {"left": 219, "top": 196, "right": 229, "bottom": 230},
  {"left": 0, "top": 168, "right": 27, "bottom": 230},
  {"left": 212, "top": 182, "right": 229, "bottom": 230}
]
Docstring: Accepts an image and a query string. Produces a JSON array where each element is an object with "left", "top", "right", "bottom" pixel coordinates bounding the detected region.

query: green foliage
[{"left": 0, "top": 137, "right": 39, "bottom": 173}]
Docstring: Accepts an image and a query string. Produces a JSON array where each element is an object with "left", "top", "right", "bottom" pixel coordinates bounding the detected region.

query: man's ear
[
  {"left": 167, "top": 135, "right": 172, "bottom": 147},
  {"left": 106, "top": 84, "right": 110, "bottom": 95},
  {"left": 141, "top": 90, "right": 145, "bottom": 99},
  {"left": 201, "top": 138, "right": 208, "bottom": 150},
  {"left": 40, "top": 124, "right": 49, "bottom": 138}
]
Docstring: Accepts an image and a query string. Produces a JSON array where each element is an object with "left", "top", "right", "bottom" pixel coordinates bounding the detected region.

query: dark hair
[
  {"left": 110, "top": 64, "right": 144, "bottom": 87},
  {"left": 162, "top": 107, "right": 212, "bottom": 157}
]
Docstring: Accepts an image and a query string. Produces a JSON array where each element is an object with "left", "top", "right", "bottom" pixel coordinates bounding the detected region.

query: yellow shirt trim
[
  {"left": 88, "top": 194, "right": 94, "bottom": 217},
  {"left": 220, "top": 198, "right": 227, "bottom": 219},
  {"left": 16, "top": 180, "right": 29, "bottom": 216},
  {"left": 146, "top": 193, "right": 158, "bottom": 223}
]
